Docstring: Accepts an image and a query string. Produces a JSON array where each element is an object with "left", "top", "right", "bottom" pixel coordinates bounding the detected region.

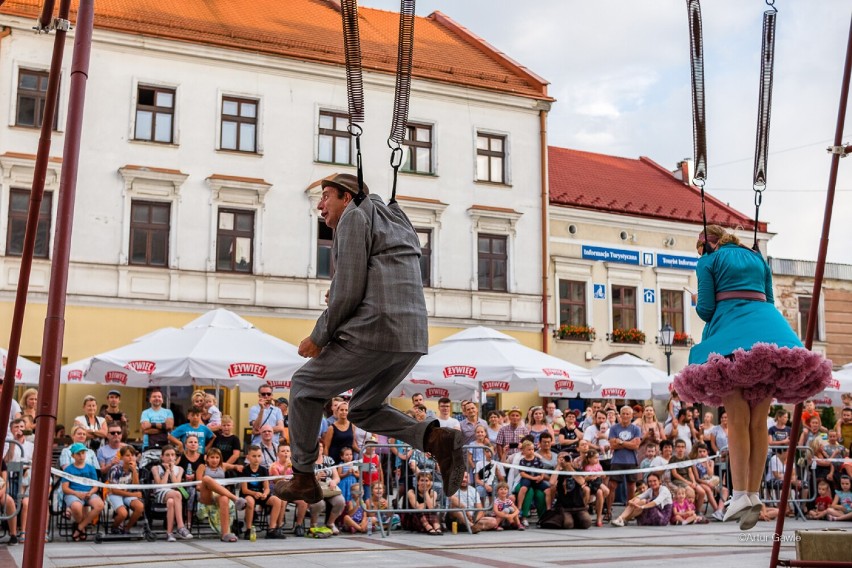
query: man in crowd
[
  {"left": 97, "top": 422, "right": 126, "bottom": 476},
  {"left": 583, "top": 410, "right": 610, "bottom": 454},
  {"left": 140, "top": 389, "right": 173, "bottom": 450},
  {"left": 4, "top": 418, "right": 33, "bottom": 463},
  {"left": 665, "top": 408, "right": 693, "bottom": 453},
  {"left": 275, "top": 173, "right": 464, "bottom": 504},
  {"left": 258, "top": 425, "right": 278, "bottom": 467},
  {"left": 249, "top": 384, "right": 286, "bottom": 447},
  {"left": 580, "top": 400, "right": 602, "bottom": 430},
  {"left": 606, "top": 405, "right": 642, "bottom": 515},
  {"left": 100, "top": 390, "right": 129, "bottom": 441},
  {"left": 546, "top": 401, "right": 565, "bottom": 430},
  {"left": 496, "top": 408, "right": 529, "bottom": 462},
  {"left": 834, "top": 407, "right": 852, "bottom": 452},
  {"left": 411, "top": 393, "right": 435, "bottom": 418},
  {"left": 437, "top": 398, "right": 461, "bottom": 430},
  {"left": 446, "top": 471, "right": 499, "bottom": 533},
  {"left": 460, "top": 401, "right": 488, "bottom": 445}
]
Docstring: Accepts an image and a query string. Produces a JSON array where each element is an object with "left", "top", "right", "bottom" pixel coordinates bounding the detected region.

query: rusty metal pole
[
  {"left": 769, "top": 11, "right": 852, "bottom": 568},
  {"left": 0, "top": 0, "right": 71, "bottom": 447},
  {"left": 22, "top": 0, "right": 94, "bottom": 566}
]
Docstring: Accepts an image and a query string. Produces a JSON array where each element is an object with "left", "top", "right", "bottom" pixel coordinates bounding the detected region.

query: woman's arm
[
  {"left": 695, "top": 258, "right": 717, "bottom": 322},
  {"left": 321, "top": 428, "right": 333, "bottom": 457}
]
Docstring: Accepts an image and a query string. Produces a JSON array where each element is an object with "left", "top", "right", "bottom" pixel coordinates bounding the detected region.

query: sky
[{"left": 360, "top": 0, "right": 852, "bottom": 265}]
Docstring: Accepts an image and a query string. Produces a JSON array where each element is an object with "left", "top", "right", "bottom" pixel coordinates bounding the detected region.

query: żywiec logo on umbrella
[
  {"left": 126, "top": 360, "right": 156, "bottom": 374},
  {"left": 543, "top": 368, "right": 570, "bottom": 377},
  {"left": 105, "top": 371, "right": 128, "bottom": 385},
  {"left": 601, "top": 388, "right": 627, "bottom": 398},
  {"left": 443, "top": 366, "right": 477, "bottom": 379},
  {"left": 828, "top": 378, "right": 840, "bottom": 390},
  {"left": 553, "top": 379, "right": 575, "bottom": 392},
  {"left": 410, "top": 379, "right": 435, "bottom": 385},
  {"left": 229, "top": 363, "right": 268, "bottom": 379},
  {"left": 425, "top": 388, "right": 449, "bottom": 398},
  {"left": 67, "top": 370, "right": 84, "bottom": 382},
  {"left": 1, "top": 356, "right": 22, "bottom": 381},
  {"left": 481, "top": 381, "right": 510, "bottom": 391},
  {"left": 266, "top": 380, "right": 291, "bottom": 389}
]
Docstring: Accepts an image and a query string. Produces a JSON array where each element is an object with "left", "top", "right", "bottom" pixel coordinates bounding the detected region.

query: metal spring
[
  {"left": 388, "top": 0, "right": 416, "bottom": 145},
  {"left": 686, "top": 0, "right": 707, "bottom": 183},
  {"left": 752, "top": 8, "right": 777, "bottom": 189},
  {"left": 340, "top": 0, "right": 365, "bottom": 124}
]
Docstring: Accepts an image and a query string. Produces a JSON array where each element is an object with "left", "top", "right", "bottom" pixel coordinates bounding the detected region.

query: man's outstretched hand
[{"left": 299, "top": 337, "right": 321, "bottom": 358}]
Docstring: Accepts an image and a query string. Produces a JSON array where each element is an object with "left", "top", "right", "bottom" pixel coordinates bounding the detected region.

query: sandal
[
  {"left": 71, "top": 528, "right": 83, "bottom": 542},
  {"left": 220, "top": 532, "right": 238, "bottom": 542},
  {"left": 426, "top": 528, "right": 440, "bottom": 535},
  {"left": 18, "top": 532, "right": 25, "bottom": 544}
]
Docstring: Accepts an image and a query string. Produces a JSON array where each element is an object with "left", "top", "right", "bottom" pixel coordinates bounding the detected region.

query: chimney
[{"left": 672, "top": 158, "right": 694, "bottom": 185}]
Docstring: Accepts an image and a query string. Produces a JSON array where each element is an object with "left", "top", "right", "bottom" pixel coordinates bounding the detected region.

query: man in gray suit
[{"left": 275, "top": 173, "right": 464, "bottom": 504}]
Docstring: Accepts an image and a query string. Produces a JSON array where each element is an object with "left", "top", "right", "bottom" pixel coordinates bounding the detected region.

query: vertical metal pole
[
  {"left": 22, "top": 1, "right": 94, "bottom": 566},
  {"left": 769, "top": 11, "right": 852, "bottom": 568},
  {"left": 0, "top": 0, "right": 71, "bottom": 449}
]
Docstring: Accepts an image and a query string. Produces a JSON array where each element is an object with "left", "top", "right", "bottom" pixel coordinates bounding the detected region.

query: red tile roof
[
  {"left": 0, "top": 0, "right": 550, "bottom": 100},
  {"left": 548, "top": 146, "right": 765, "bottom": 231}
]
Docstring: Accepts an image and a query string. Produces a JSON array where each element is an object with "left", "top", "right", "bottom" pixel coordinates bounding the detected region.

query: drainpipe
[{"left": 540, "top": 109, "right": 549, "bottom": 354}]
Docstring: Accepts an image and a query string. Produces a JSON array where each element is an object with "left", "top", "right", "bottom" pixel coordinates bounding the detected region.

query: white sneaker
[
  {"left": 739, "top": 495, "right": 763, "bottom": 531},
  {"left": 712, "top": 509, "right": 725, "bottom": 522},
  {"left": 176, "top": 527, "right": 193, "bottom": 540},
  {"left": 611, "top": 517, "right": 625, "bottom": 527},
  {"left": 166, "top": 532, "right": 176, "bottom": 542},
  {"left": 722, "top": 495, "right": 752, "bottom": 522}
]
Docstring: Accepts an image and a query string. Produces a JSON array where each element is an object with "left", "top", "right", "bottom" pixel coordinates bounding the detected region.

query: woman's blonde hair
[
  {"left": 698, "top": 224, "right": 740, "bottom": 251},
  {"left": 19, "top": 388, "right": 37, "bottom": 407}
]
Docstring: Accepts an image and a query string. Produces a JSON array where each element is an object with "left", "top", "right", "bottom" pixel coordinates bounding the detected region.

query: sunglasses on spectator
[
  {"left": 260, "top": 392, "right": 273, "bottom": 396},
  {"left": 109, "top": 431, "right": 122, "bottom": 435}
]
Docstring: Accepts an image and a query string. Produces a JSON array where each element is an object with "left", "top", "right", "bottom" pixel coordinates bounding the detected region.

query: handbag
[
  {"left": 538, "top": 505, "right": 565, "bottom": 529},
  {"left": 319, "top": 479, "right": 342, "bottom": 499}
]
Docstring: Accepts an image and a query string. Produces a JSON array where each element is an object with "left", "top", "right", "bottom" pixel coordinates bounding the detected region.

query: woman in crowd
[
  {"left": 74, "top": 395, "right": 107, "bottom": 449},
  {"left": 406, "top": 471, "right": 442, "bottom": 534},
  {"left": 18, "top": 389, "right": 37, "bottom": 422},
  {"left": 666, "top": 391, "right": 682, "bottom": 427},
  {"left": 674, "top": 225, "right": 831, "bottom": 530},
  {"left": 485, "top": 411, "right": 502, "bottom": 445},
  {"left": 611, "top": 472, "right": 672, "bottom": 527},
  {"left": 558, "top": 411, "right": 583, "bottom": 457},
  {"left": 634, "top": 405, "right": 665, "bottom": 458},
  {"left": 323, "top": 400, "right": 358, "bottom": 465},
  {"left": 59, "top": 426, "right": 99, "bottom": 470},
  {"left": 194, "top": 447, "right": 247, "bottom": 542},
  {"left": 467, "top": 425, "right": 491, "bottom": 471},
  {"left": 708, "top": 410, "right": 729, "bottom": 457},
  {"left": 527, "top": 406, "right": 553, "bottom": 449}
]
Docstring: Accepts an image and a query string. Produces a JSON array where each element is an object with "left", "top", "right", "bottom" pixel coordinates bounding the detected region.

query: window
[
  {"left": 318, "top": 110, "right": 352, "bottom": 164},
  {"left": 16, "top": 69, "right": 59, "bottom": 129},
  {"left": 317, "top": 219, "right": 334, "bottom": 279},
  {"left": 221, "top": 97, "right": 257, "bottom": 152},
  {"left": 476, "top": 133, "right": 506, "bottom": 183},
  {"left": 216, "top": 209, "right": 254, "bottom": 273},
  {"left": 797, "top": 296, "right": 822, "bottom": 341},
  {"left": 559, "top": 279, "right": 586, "bottom": 326},
  {"left": 403, "top": 123, "right": 433, "bottom": 174},
  {"left": 129, "top": 201, "right": 170, "bottom": 267},
  {"left": 477, "top": 234, "right": 507, "bottom": 292},
  {"left": 611, "top": 285, "right": 637, "bottom": 329},
  {"left": 6, "top": 189, "right": 52, "bottom": 257},
  {"left": 660, "top": 289, "right": 684, "bottom": 332},
  {"left": 416, "top": 228, "right": 432, "bottom": 287},
  {"left": 135, "top": 86, "right": 175, "bottom": 143}
]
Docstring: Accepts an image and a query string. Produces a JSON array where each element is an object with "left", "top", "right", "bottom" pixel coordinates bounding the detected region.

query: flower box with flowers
[
  {"left": 556, "top": 325, "right": 596, "bottom": 341},
  {"left": 673, "top": 332, "right": 693, "bottom": 347},
  {"left": 608, "top": 328, "right": 646, "bottom": 344}
]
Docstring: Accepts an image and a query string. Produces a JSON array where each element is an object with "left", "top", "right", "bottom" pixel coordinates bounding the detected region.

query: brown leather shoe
[
  {"left": 273, "top": 471, "right": 323, "bottom": 504},
  {"left": 425, "top": 426, "right": 465, "bottom": 497}
]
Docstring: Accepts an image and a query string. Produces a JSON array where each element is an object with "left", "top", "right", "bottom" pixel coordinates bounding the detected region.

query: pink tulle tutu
[{"left": 674, "top": 343, "right": 833, "bottom": 407}]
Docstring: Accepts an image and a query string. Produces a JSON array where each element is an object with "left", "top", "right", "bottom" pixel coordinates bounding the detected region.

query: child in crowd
[
  {"left": 106, "top": 446, "right": 145, "bottom": 535},
  {"left": 474, "top": 445, "right": 502, "bottom": 508},
  {"left": 492, "top": 482, "right": 523, "bottom": 531},
  {"left": 515, "top": 440, "right": 548, "bottom": 528},
  {"left": 195, "top": 447, "right": 249, "bottom": 542},
  {"left": 62, "top": 442, "right": 105, "bottom": 541},
  {"left": 639, "top": 444, "right": 658, "bottom": 477},
  {"left": 671, "top": 486, "right": 704, "bottom": 525},
  {"left": 241, "top": 445, "right": 284, "bottom": 539},
  {"left": 581, "top": 448, "right": 609, "bottom": 523},
  {"left": 827, "top": 475, "right": 852, "bottom": 521},
  {"left": 367, "top": 481, "right": 400, "bottom": 531},
  {"left": 336, "top": 447, "right": 358, "bottom": 502},
  {"left": 692, "top": 442, "right": 725, "bottom": 521},
  {"left": 151, "top": 445, "right": 192, "bottom": 541},
  {"left": 635, "top": 479, "right": 648, "bottom": 496},
  {"left": 360, "top": 441, "right": 383, "bottom": 500},
  {"left": 342, "top": 483, "right": 372, "bottom": 533},
  {"left": 807, "top": 480, "right": 834, "bottom": 520},
  {"left": 269, "top": 444, "right": 293, "bottom": 478}
]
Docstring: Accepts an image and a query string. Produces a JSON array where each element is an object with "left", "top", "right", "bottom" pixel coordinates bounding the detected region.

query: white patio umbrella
[
  {"left": 580, "top": 353, "right": 670, "bottom": 400},
  {"left": 411, "top": 326, "right": 595, "bottom": 395},
  {"left": 820, "top": 364, "right": 852, "bottom": 406},
  {"left": 390, "top": 376, "right": 478, "bottom": 401},
  {"left": 86, "top": 308, "right": 308, "bottom": 386},
  {"left": 0, "top": 348, "right": 40, "bottom": 385},
  {"left": 61, "top": 357, "right": 153, "bottom": 387}
]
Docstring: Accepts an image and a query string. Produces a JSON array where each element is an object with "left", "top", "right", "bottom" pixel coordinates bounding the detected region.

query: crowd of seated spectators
[{"left": 3, "top": 384, "right": 852, "bottom": 546}]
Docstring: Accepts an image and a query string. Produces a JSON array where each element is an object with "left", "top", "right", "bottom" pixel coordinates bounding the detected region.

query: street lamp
[{"left": 660, "top": 323, "right": 675, "bottom": 376}]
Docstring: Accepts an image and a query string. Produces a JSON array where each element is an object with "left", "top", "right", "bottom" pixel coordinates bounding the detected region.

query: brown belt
[{"left": 715, "top": 290, "right": 766, "bottom": 302}]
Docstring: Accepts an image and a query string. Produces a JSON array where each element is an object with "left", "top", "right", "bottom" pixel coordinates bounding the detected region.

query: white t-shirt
[
  {"left": 665, "top": 422, "right": 693, "bottom": 454},
  {"left": 438, "top": 417, "right": 461, "bottom": 430},
  {"left": 766, "top": 454, "right": 785, "bottom": 482},
  {"left": 455, "top": 485, "right": 481, "bottom": 508},
  {"left": 583, "top": 424, "right": 611, "bottom": 452},
  {"left": 7, "top": 400, "right": 21, "bottom": 431},
  {"left": 4, "top": 438, "right": 34, "bottom": 462}
]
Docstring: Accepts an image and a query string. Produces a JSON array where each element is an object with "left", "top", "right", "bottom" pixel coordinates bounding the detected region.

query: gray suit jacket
[{"left": 310, "top": 194, "right": 428, "bottom": 354}]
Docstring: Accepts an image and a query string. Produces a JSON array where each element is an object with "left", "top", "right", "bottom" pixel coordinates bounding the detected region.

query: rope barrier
[{"left": 496, "top": 454, "right": 720, "bottom": 477}]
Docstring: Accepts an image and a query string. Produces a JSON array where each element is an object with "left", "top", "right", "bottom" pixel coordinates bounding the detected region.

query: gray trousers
[{"left": 289, "top": 339, "right": 433, "bottom": 472}]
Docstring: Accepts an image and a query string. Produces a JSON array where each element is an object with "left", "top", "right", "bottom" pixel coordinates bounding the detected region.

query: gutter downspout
[{"left": 540, "top": 109, "right": 549, "bottom": 354}]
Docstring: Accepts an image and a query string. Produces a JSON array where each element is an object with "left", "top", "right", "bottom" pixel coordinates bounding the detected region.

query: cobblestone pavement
[{"left": 3, "top": 518, "right": 837, "bottom": 568}]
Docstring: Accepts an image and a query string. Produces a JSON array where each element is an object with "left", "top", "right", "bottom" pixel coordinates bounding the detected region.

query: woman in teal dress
[{"left": 674, "top": 225, "right": 831, "bottom": 531}]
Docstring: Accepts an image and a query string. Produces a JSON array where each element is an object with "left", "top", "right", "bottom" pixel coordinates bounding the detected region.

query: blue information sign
[
  {"left": 657, "top": 253, "right": 699, "bottom": 270},
  {"left": 643, "top": 289, "right": 656, "bottom": 303},
  {"left": 593, "top": 284, "right": 606, "bottom": 299},
  {"left": 581, "top": 245, "right": 640, "bottom": 265}
]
